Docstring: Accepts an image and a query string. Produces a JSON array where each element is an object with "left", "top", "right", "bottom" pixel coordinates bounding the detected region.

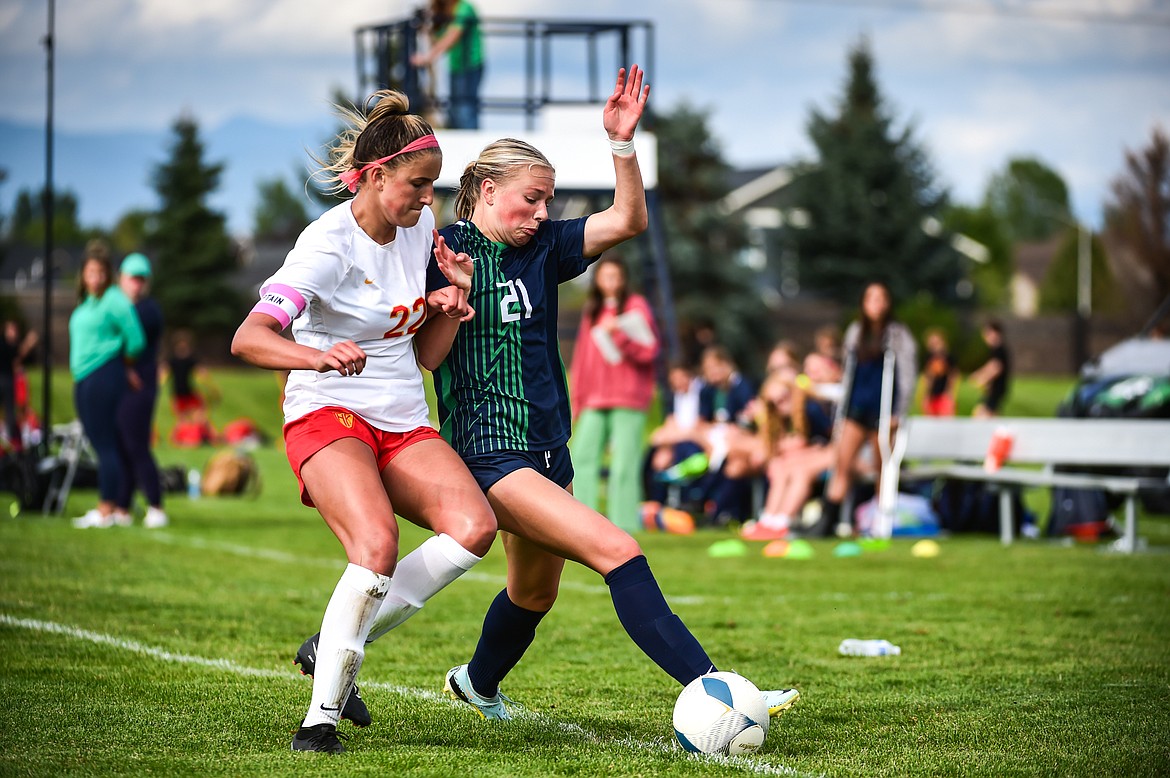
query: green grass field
[{"left": 3, "top": 370, "right": 1169, "bottom": 776}]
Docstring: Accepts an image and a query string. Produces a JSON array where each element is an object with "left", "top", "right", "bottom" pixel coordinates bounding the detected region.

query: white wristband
[{"left": 608, "top": 137, "right": 636, "bottom": 157}]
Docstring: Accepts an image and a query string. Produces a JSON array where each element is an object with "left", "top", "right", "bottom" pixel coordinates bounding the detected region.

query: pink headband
[{"left": 339, "top": 134, "right": 441, "bottom": 193}]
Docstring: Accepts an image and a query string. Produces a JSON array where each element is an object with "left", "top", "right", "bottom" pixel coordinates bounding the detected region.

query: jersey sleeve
[
  {"left": 548, "top": 217, "right": 598, "bottom": 283},
  {"left": 253, "top": 236, "right": 347, "bottom": 331}
]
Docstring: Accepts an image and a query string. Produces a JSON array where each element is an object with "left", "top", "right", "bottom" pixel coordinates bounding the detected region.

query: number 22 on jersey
[{"left": 383, "top": 297, "right": 426, "bottom": 338}]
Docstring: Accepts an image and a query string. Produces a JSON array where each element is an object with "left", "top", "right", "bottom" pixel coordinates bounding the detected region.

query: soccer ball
[{"left": 672, "top": 672, "right": 769, "bottom": 755}]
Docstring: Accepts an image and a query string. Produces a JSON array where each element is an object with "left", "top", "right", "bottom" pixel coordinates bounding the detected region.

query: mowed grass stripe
[
  {"left": 0, "top": 613, "right": 812, "bottom": 778},
  {"left": 141, "top": 530, "right": 1159, "bottom": 608}
]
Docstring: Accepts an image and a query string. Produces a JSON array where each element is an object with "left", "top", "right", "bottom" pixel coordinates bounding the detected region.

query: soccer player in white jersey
[{"left": 231, "top": 90, "right": 496, "bottom": 754}]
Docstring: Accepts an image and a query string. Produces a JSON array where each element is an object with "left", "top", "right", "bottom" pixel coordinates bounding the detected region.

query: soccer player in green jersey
[{"left": 357, "top": 66, "right": 800, "bottom": 723}]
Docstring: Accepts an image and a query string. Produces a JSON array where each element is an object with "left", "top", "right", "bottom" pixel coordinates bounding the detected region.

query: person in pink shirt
[{"left": 569, "top": 256, "right": 659, "bottom": 532}]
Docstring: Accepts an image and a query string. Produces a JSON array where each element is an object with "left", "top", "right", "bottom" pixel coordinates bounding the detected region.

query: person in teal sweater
[{"left": 70, "top": 240, "right": 146, "bottom": 528}]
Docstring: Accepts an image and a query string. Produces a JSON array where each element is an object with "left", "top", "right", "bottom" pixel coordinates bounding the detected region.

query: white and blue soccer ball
[{"left": 672, "top": 671, "right": 770, "bottom": 756}]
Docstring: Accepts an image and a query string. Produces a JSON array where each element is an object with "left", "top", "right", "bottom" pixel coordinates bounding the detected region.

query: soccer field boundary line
[{"left": 0, "top": 613, "right": 816, "bottom": 777}]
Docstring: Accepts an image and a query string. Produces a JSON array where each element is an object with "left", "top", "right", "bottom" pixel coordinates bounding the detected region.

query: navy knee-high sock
[
  {"left": 606, "top": 555, "right": 715, "bottom": 685},
  {"left": 467, "top": 589, "right": 548, "bottom": 698}
]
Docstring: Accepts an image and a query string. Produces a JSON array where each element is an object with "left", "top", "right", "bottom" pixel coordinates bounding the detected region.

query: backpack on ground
[
  {"left": 201, "top": 449, "right": 260, "bottom": 497},
  {"left": 1046, "top": 486, "right": 1113, "bottom": 539}
]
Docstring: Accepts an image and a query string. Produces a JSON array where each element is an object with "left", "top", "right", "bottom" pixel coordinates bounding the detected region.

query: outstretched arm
[{"left": 582, "top": 65, "right": 651, "bottom": 257}]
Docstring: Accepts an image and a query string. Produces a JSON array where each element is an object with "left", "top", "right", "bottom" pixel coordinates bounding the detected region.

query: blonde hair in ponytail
[
  {"left": 454, "top": 138, "right": 555, "bottom": 220},
  {"left": 311, "top": 90, "right": 438, "bottom": 196}
]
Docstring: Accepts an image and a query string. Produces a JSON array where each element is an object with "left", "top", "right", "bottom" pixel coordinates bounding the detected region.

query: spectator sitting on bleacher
[
  {"left": 642, "top": 361, "right": 706, "bottom": 515},
  {"left": 803, "top": 325, "right": 843, "bottom": 385},
  {"left": 740, "top": 370, "right": 835, "bottom": 541},
  {"left": 765, "top": 340, "right": 800, "bottom": 375},
  {"left": 648, "top": 345, "right": 756, "bottom": 525},
  {"left": 720, "top": 365, "right": 802, "bottom": 482}
]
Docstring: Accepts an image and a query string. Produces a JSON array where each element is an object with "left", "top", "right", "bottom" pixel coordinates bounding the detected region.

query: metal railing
[{"left": 355, "top": 15, "right": 654, "bottom": 130}]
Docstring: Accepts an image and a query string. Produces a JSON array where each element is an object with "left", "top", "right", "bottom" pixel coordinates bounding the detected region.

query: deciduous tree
[{"left": 1103, "top": 126, "right": 1170, "bottom": 316}]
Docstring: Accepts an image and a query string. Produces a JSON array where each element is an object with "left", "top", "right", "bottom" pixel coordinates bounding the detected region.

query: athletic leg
[
  {"left": 365, "top": 437, "right": 496, "bottom": 640},
  {"left": 777, "top": 447, "right": 834, "bottom": 517},
  {"left": 464, "top": 530, "right": 563, "bottom": 698},
  {"left": 489, "top": 470, "right": 714, "bottom": 685},
  {"left": 295, "top": 439, "right": 396, "bottom": 734}
]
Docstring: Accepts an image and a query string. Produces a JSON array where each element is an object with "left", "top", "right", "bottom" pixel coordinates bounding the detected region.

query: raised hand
[
  {"left": 603, "top": 65, "right": 650, "bottom": 141},
  {"left": 433, "top": 230, "right": 474, "bottom": 292}
]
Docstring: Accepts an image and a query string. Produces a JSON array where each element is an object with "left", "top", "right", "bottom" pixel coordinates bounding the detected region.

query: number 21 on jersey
[{"left": 498, "top": 279, "right": 533, "bottom": 323}]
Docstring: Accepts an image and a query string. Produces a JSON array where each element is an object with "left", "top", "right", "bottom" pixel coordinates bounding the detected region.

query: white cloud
[{"left": 2, "top": 0, "right": 1168, "bottom": 230}]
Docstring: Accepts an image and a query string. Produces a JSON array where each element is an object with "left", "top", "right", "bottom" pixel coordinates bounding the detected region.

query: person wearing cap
[
  {"left": 114, "top": 252, "right": 168, "bottom": 528},
  {"left": 70, "top": 240, "right": 146, "bottom": 529}
]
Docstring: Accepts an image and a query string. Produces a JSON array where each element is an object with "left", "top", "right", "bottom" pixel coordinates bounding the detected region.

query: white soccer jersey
[{"left": 255, "top": 200, "right": 436, "bottom": 432}]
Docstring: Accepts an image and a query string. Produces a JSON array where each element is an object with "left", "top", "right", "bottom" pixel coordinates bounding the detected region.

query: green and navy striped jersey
[{"left": 428, "top": 217, "right": 596, "bottom": 455}]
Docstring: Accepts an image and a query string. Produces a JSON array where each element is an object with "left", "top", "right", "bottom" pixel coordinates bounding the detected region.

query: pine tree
[
  {"left": 146, "top": 116, "right": 241, "bottom": 334},
  {"left": 655, "top": 103, "right": 771, "bottom": 373},
  {"left": 787, "top": 38, "right": 957, "bottom": 305},
  {"left": 9, "top": 187, "right": 87, "bottom": 246},
  {"left": 253, "top": 176, "right": 311, "bottom": 243}
]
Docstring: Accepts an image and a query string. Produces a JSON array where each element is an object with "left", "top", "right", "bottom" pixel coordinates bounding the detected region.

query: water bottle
[
  {"left": 838, "top": 639, "right": 901, "bottom": 657},
  {"left": 187, "top": 468, "right": 202, "bottom": 500}
]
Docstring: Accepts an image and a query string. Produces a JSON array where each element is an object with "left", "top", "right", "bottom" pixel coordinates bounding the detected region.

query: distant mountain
[{"left": 0, "top": 116, "right": 333, "bottom": 237}]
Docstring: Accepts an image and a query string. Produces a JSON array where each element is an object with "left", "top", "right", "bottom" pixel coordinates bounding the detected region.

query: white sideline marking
[{"left": 0, "top": 613, "right": 815, "bottom": 777}]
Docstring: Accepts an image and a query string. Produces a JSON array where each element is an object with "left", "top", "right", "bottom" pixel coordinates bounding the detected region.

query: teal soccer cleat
[
  {"left": 761, "top": 687, "right": 800, "bottom": 717},
  {"left": 443, "top": 664, "right": 516, "bottom": 720}
]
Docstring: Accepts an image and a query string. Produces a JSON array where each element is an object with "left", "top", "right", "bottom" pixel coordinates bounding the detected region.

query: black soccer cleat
[
  {"left": 291, "top": 722, "right": 348, "bottom": 754},
  {"left": 294, "top": 632, "right": 373, "bottom": 728}
]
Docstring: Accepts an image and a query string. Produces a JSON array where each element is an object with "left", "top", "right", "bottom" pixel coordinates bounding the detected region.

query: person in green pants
[{"left": 569, "top": 256, "right": 659, "bottom": 532}]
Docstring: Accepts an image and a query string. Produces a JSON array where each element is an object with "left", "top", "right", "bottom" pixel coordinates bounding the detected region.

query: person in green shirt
[
  {"left": 69, "top": 240, "right": 146, "bottom": 529},
  {"left": 412, "top": 0, "right": 484, "bottom": 129}
]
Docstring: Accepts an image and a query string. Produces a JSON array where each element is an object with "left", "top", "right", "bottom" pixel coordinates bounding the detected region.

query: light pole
[
  {"left": 1043, "top": 209, "right": 1093, "bottom": 373},
  {"left": 40, "top": 0, "right": 55, "bottom": 443},
  {"left": 1072, "top": 220, "right": 1092, "bottom": 373}
]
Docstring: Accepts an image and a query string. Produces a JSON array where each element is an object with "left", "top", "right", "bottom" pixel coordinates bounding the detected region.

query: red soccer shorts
[{"left": 283, "top": 405, "right": 442, "bottom": 507}]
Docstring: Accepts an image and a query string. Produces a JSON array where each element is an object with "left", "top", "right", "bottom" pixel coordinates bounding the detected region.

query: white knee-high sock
[
  {"left": 302, "top": 564, "right": 390, "bottom": 728},
  {"left": 366, "top": 533, "right": 482, "bottom": 643}
]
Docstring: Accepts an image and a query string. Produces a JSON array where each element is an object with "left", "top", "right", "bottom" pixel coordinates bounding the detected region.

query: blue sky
[{"left": 1, "top": 0, "right": 1168, "bottom": 236}]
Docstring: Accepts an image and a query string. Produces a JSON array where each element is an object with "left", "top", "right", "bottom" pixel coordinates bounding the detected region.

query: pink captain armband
[{"left": 252, "top": 283, "right": 306, "bottom": 330}]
